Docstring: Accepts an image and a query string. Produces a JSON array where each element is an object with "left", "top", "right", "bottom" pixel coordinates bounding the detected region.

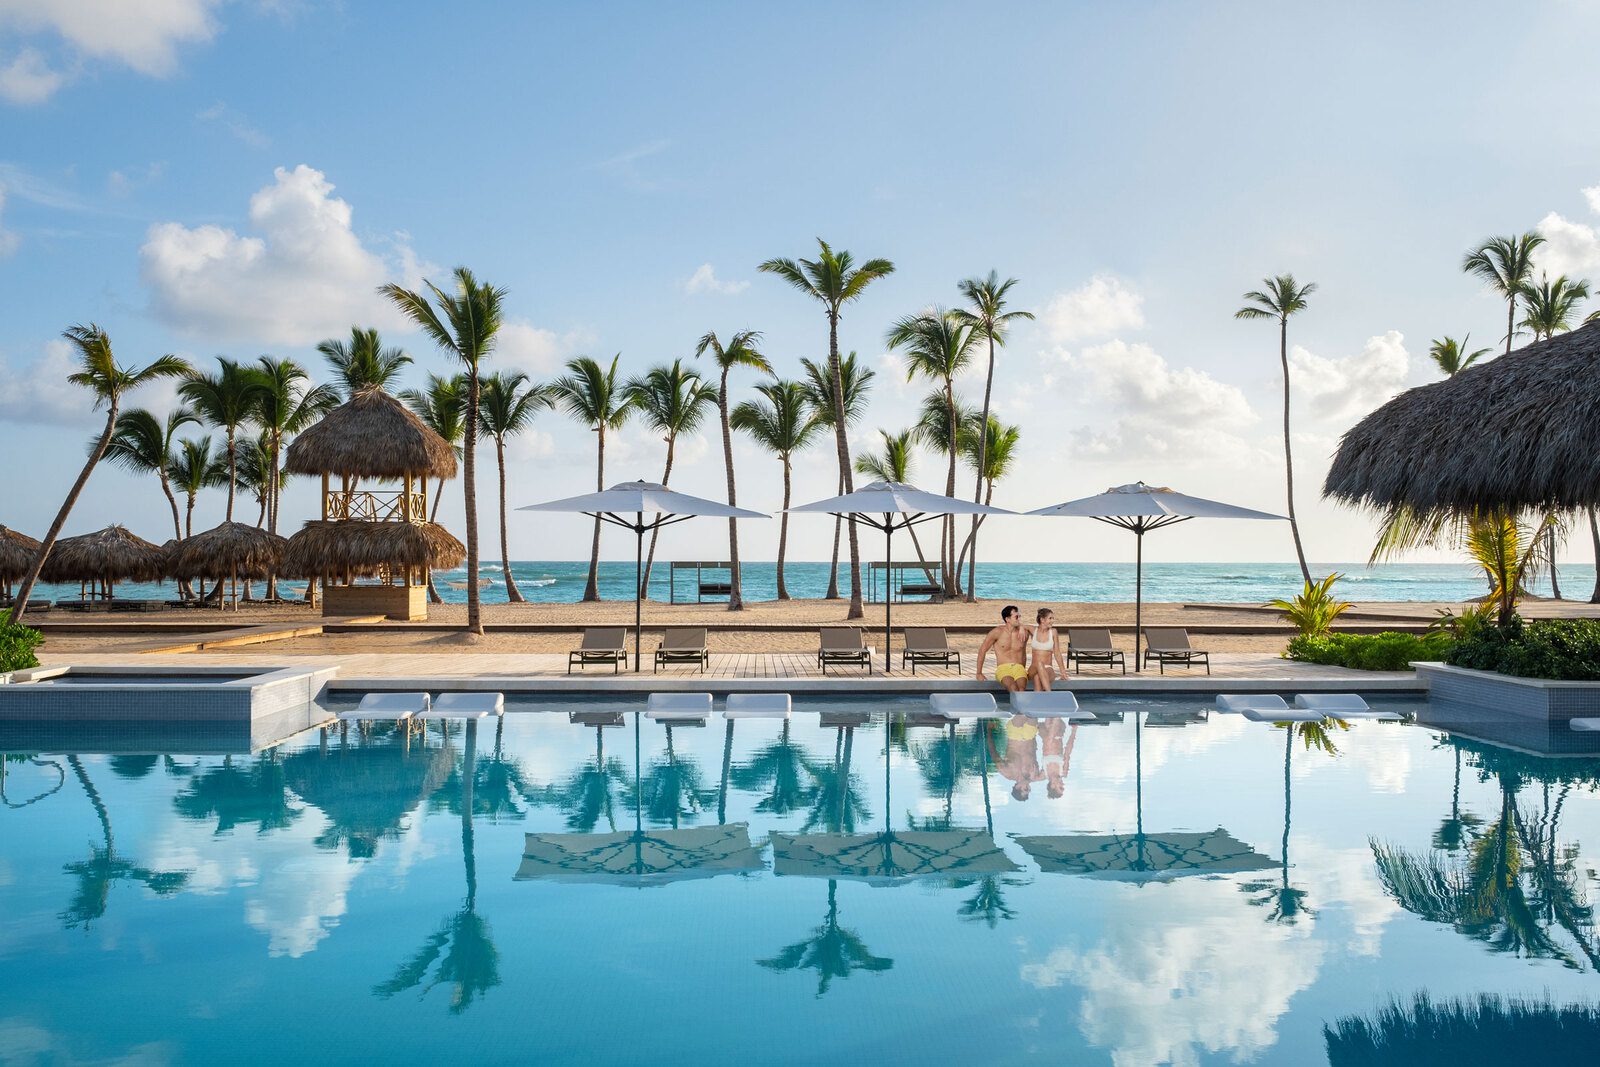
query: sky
[{"left": 3, "top": 0, "right": 1600, "bottom": 568}]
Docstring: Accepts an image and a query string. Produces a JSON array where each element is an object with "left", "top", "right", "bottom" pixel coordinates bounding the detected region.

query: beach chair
[
  {"left": 1142, "top": 627, "right": 1210, "bottom": 674},
  {"left": 1066, "top": 628, "right": 1126, "bottom": 675},
  {"left": 901, "top": 627, "right": 960, "bottom": 674},
  {"left": 818, "top": 627, "right": 871, "bottom": 675},
  {"left": 654, "top": 627, "right": 710, "bottom": 674},
  {"left": 567, "top": 627, "right": 628, "bottom": 674}
]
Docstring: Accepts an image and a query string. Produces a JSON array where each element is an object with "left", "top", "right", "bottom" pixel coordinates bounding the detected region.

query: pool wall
[{"left": 0, "top": 664, "right": 338, "bottom": 733}]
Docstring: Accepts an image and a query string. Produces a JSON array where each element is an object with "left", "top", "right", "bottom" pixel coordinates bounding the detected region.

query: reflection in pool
[{"left": 3, "top": 694, "right": 1599, "bottom": 1064}]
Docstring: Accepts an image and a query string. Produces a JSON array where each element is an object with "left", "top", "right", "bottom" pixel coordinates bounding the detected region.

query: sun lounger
[
  {"left": 1067, "top": 628, "right": 1126, "bottom": 675},
  {"left": 342, "top": 692, "right": 430, "bottom": 721},
  {"left": 654, "top": 627, "right": 709, "bottom": 673},
  {"left": 1216, "top": 694, "right": 1288, "bottom": 713},
  {"left": 818, "top": 627, "right": 871, "bottom": 674},
  {"left": 109, "top": 599, "right": 167, "bottom": 613},
  {"left": 1294, "top": 693, "right": 1401, "bottom": 720},
  {"left": 1142, "top": 627, "right": 1209, "bottom": 674},
  {"left": 725, "top": 693, "right": 791, "bottom": 719},
  {"left": 930, "top": 692, "right": 1004, "bottom": 720},
  {"left": 418, "top": 692, "right": 504, "bottom": 719},
  {"left": 568, "top": 627, "right": 628, "bottom": 674},
  {"left": 1241, "top": 705, "right": 1327, "bottom": 723},
  {"left": 1009, "top": 691, "right": 1091, "bottom": 719},
  {"left": 1, "top": 599, "right": 51, "bottom": 613},
  {"left": 646, "top": 692, "right": 712, "bottom": 723},
  {"left": 901, "top": 627, "right": 960, "bottom": 674}
]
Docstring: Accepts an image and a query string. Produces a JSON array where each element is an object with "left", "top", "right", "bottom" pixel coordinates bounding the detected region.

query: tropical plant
[
  {"left": 854, "top": 429, "right": 938, "bottom": 581},
  {"left": 624, "top": 359, "right": 719, "bottom": 597},
  {"left": 1445, "top": 617, "right": 1600, "bottom": 680},
  {"left": 179, "top": 358, "right": 268, "bottom": 522},
  {"left": 234, "top": 433, "right": 283, "bottom": 528},
  {"left": 1465, "top": 509, "right": 1550, "bottom": 626},
  {"left": 168, "top": 436, "right": 226, "bottom": 538},
  {"left": 1428, "top": 334, "right": 1491, "bottom": 377},
  {"left": 731, "top": 380, "right": 822, "bottom": 600},
  {"left": 103, "top": 406, "right": 196, "bottom": 541},
  {"left": 317, "top": 326, "right": 412, "bottom": 397},
  {"left": 694, "top": 330, "right": 772, "bottom": 610},
  {"left": 951, "top": 272, "right": 1032, "bottom": 601},
  {"left": 1236, "top": 274, "right": 1317, "bottom": 585},
  {"left": 381, "top": 268, "right": 508, "bottom": 636},
  {"left": 550, "top": 354, "right": 634, "bottom": 601},
  {"left": 477, "top": 371, "right": 554, "bottom": 603},
  {"left": 1285, "top": 630, "right": 1452, "bottom": 671},
  {"left": 800, "top": 352, "right": 875, "bottom": 600},
  {"left": 1268, "top": 573, "right": 1352, "bottom": 637},
  {"left": 953, "top": 416, "right": 1020, "bottom": 587},
  {"left": 400, "top": 373, "right": 468, "bottom": 522},
  {"left": 760, "top": 240, "right": 895, "bottom": 619},
  {"left": 0, "top": 620, "right": 42, "bottom": 672},
  {"left": 1461, "top": 232, "right": 1546, "bottom": 356},
  {"left": 252, "top": 356, "right": 337, "bottom": 596},
  {"left": 1325, "top": 992, "right": 1600, "bottom": 1064},
  {"left": 9, "top": 326, "right": 189, "bottom": 624}
]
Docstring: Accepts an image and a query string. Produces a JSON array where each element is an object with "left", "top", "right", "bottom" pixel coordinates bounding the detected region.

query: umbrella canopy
[
  {"left": 284, "top": 386, "right": 457, "bottom": 481},
  {"left": 514, "top": 823, "right": 763, "bottom": 886},
  {"left": 787, "top": 480, "right": 1013, "bottom": 672},
  {"left": 771, "top": 830, "right": 1020, "bottom": 885},
  {"left": 1028, "top": 483, "right": 1284, "bottom": 670},
  {"left": 166, "top": 522, "right": 289, "bottom": 581},
  {"left": 1325, "top": 321, "right": 1600, "bottom": 514},
  {"left": 39, "top": 525, "right": 168, "bottom": 590},
  {"left": 1013, "top": 828, "right": 1275, "bottom": 881},
  {"left": 282, "top": 519, "right": 465, "bottom": 578},
  {"left": 516, "top": 481, "right": 768, "bottom": 671}
]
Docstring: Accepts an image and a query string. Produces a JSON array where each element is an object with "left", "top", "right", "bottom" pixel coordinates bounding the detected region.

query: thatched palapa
[
  {"left": 39, "top": 525, "right": 168, "bottom": 584},
  {"left": 283, "top": 520, "right": 465, "bottom": 578},
  {"left": 284, "top": 387, "right": 457, "bottom": 480},
  {"left": 1324, "top": 321, "right": 1600, "bottom": 514},
  {"left": 166, "top": 522, "right": 290, "bottom": 581},
  {"left": 0, "top": 525, "right": 41, "bottom": 581}
]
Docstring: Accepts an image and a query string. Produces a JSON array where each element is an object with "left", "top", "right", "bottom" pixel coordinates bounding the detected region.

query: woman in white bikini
[{"left": 1028, "top": 608, "right": 1067, "bottom": 691}]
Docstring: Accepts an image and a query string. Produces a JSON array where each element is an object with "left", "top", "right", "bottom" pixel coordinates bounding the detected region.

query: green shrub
[
  {"left": 1444, "top": 616, "right": 1600, "bottom": 680},
  {"left": 1285, "top": 630, "right": 1452, "bottom": 671},
  {"left": 0, "top": 620, "right": 43, "bottom": 673}
]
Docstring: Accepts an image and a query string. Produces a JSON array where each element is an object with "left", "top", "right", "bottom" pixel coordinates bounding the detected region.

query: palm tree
[
  {"left": 103, "top": 407, "right": 196, "bottom": 541},
  {"left": 9, "top": 326, "right": 188, "bottom": 624},
  {"left": 760, "top": 241, "right": 896, "bottom": 619},
  {"left": 800, "top": 353, "right": 875, "bottom": 600},
  {"left": 1235, "top": 274, "right": 1318, "bottom": 585},
  {"left": 887, "top": 309, "right": 978, "bottom": 597},
  {"left": 317, "top": 326, "right": 412, "bottom": 397},
  {"left": 953, "top": 417, "right": 1020, "bottom": 586},
  {"left": 234, "top": 433, "right": 282, "bottom": 529},
  {"left": 168, "top": 436, "right": 226, "bottom": 538},
  {"left": 252, "top": 356, "right": 337, "bottom": 596},
  {"left": 731, "top": 381, "right": 822, "bottom": 600},
  {"left": 401, "top": 373, "right": 469, "bottom": 605},
  {"left": 1428, "top": 334, "right": 1492, "bottom": 377},
  {"left": 855, "top": 428, "right": 936, "bottom": 580},
  {"left": 381, "top": 268, "right": 508, "bottom": 636},
  {"left": 952, "top": 273, "right": 1032, "bottom": 601},
  {"left": 477, "top": 371, "right": 554, "bottom": 604},
  {"left": 1462, "top": 232, "right": 1546, "bottom": 356},
  {"left": 179, "top": 358, "right": 268, "bottom": 522},
  {"left": 695, "top": 330, "right": 773, "bottom": 610},
  {"left": 623, "top": 360, "right": 718, "bottom": 597},
  {"left": 550, "top": 355, "right": 634, "bottom": 602}
]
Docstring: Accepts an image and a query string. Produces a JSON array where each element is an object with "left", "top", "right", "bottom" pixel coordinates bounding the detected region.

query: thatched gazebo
[
  {"left": 0, "top": 525, "right": 41, "bottom": 602},
  {"left": 167, "top": 522, "right": 291, "bottom": 610},
  {"left": 1325, "top": 322, "right": 1600, "bottom": 514},
  {"left": 283, "top": 387, "right": 459, "bottom": 620},
  {"left": 39, "top": 525, "right": 168, "bottom": 600}
]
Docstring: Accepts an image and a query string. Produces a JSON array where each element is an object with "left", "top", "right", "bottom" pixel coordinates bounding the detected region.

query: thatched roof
[
  {"left": 166, "top": 522, "right": 289, "bottom": 581},
  {"left": 39, "top": 525, "right": 168, "bottom": 584},
  {"left": 282, "top": 520, "right": 465, "bottom": 576},
  {"left": 1324, "top": 321, "right": 1600, "bottom": 514},
  {"left": 284, "top": 387, "right": 457, "bottom": 481},
  {"left": 0, "top": 525, "right": 41, "bottom": 580}
]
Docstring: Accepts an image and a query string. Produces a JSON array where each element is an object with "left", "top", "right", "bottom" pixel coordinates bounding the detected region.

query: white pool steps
[
  {"left": 417, "top": 692, "right": 504, "bottom": 720},
  {"left": 1216, "top": 694, "right": 1289, "bottom": 714},
  {"left": 646, "top": 692, "right": 713, "bottom": 723},
  {"left": 1008, "top": 691, "right": 1092, "bottom": 719},
  {"left": 929, "top": 693, "right": 1005, "bottom": 720},
  {"left": 343, "top": 692, "right": 429, "bottom": 721},
  {"left": 724, "top": 694, "right": 791, "bottom": 719},
  {"left": 1571, "top": 718, "right": 1600, "bottom": 732}
]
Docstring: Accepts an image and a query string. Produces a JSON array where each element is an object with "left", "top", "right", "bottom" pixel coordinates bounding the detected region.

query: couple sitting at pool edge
[{"left": 976, "top": 605, "right": 1068, "bottom": 692}]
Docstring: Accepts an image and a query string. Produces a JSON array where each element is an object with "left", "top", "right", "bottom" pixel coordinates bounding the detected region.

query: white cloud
[
  {"left": 106, "top": 161, "right": 165, "bottom": 197},
  {"left": 0, "top": 188, "right": 17, "bottom": 256},
  {"left": 1535, "top": 208, "right": 1600, "bottom": 278},
  {"left": 494, "top": 320, "right": 593, "bottom": 379},
  {"left": 196, "top": 101, "right": 268, "bottom": 147},
  {"left": 140, "top": 164, "right": 423, "bottom": 345},
  {"left": 0, "top": 336, "right": 187, "bottom": 425},
  {"left": 0, "top": 47, "right": 65, "bottom": 104},
  {"left": 1585, "top": 184, "right": 1600, "bottom": 216},
  {"left": 0, "top": 0, "right": 221, "bottom": 103},
  {"left": 1288, "top": 331, "right": 1410, "bottom": 424},
  {"left": 1042, "top": 274, "right": 1146, "bottom": 343},
  {"left": 684, "top": 262, "right": 750, "bottom": 295}
]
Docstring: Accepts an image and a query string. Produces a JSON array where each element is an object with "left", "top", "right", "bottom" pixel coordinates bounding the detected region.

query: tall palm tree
[
  {"left": 887, "top": 309, "right": 978, "bottom": 597},
  {"left": 695, "top": 330, "right": 772, "bottom": 610},
  {"left": 401, "top": 373, "right": 469, "bottom": 605},
  {"left": 252, "top": 356, "right": 337, "bottom": 597},
  {"left": 952, "top": 273, "right": 1032, "bottom": 600},
  {"left": 317, "top": 326, "right": 412, "bottom": 397},
  {"left": 954, "top": 417, "right": 1021, "bottom": 585},
  {"left": 168, "top": 436, "right": 226, "bottom": 538},
  {"left": 234, "top": 433, "right": 281, "bottom": 529},
  {"left": 623, "top": 360, "right": 718, "bottom": 597},
  {"left": 179, "top": 358, "right": 268, "bottom": 523},
  {"left": 1462, "top": 232, "right": 1546, "bottom": 356},
  {"left": 477, "top": 371, "right": 554, "bottom": 604},
  {"left": 855, "top": 428, "right": 936, "bottom": 580},
  {"left": 381, "top": 268, "right": 508, "bottom": 636},
  {"left": 1235, "top": 274, "right": 1318, "bottom": 585},
  {"left": 550, "top": 355, "right": 634, "bottom": 602},
  {"left": 103, "top": 407, "right": 196, "bottom": 541},
  {"left": 1428, "top": 335, "right": 1492, "bottom": 377},
  {"left": 760, "top": 241, "right": 895, "bottom": 619},
  {"left": 731, "top": 380, "right": 822, "bottom": 600},
  {"left": 800, "top": 353, "right": 875, "bottom": 600},
  {"left": 9, "top": 326, "right": 188, "bottom": 624}
]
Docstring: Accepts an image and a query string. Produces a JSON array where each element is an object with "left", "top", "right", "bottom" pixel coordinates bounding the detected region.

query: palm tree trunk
[
  {"left": 642, "top": 438, "right": 676, "bottom": 599},
  {"left": 1505, "top": 294, "right": 1516, "bottom": 357},
  {"left": 160, "top": 470, "right": 194, "bottom": 601},
  {"left": 967, "top": 332, "right": 996, "bottom": 601},
  {"left": 828, "top": 311, "right": 863, "bottom": 620},
  {"left": 582, "top": 426, "right": 604, "bottom": 602},
  {"left": 1589, "top": 508, "right": 1600, "bottom": 604},
  {"left": 266, "top": 433, "right": 281, "bottom": 601},
  {"left": 944, "top": 381, "right": 958, "bottom": 597},
  {"left": 225, "top": 430, "right": 237, "bottom": 522},
  {"left": 826, "top": 474, "right": 843, "bottom": 600},
  {"left": 777, "top": 456, "right": 792, "bottom": 600},
  {"left": 427, "top": 478, "right": 446, "bottom": 604},
  {"left": 497, "top": 438, "right": 523, "bottom": 604},
  {"left": 10, "top": 404, "right": 119, "bottom": 623},
  {"left": 464, "top": 371, "right": 484, "bottom": 633},
  {"left": 1547, "top": 525, "right": 1562, "bottom": 599},
  {"left": 1280, "top": 318, "right": 1312, "bottom": 584},
  {"left": 720, "top": 371, "right": 743, "bottom": 611}
]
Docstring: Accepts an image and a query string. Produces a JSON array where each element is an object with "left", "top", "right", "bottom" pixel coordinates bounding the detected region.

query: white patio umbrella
[
  {"left": 518, "top": 481, "right": 767, "bottom": 671},
  {"left": 787, "top": 480, "right": 1013, "bottom": 673},
  {"left": 1028, "top": 482, "right": 1285, "bottom": 671}
]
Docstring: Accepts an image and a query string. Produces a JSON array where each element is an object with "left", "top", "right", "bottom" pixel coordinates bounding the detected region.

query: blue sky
[{"left": 3, "top": 1, "right": 1600, "bottom": 565}]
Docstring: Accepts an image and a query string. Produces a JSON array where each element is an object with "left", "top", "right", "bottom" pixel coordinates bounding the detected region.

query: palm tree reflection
[
  {"left": 1324, "top": 991, "right": 1600, "bottom": 1063},
  {"left": 1242, "top": 720, "right": 1345, "bottom": 923},
  {"left": 60, "top": 755, "right": 187, "bottom": 930},
  {"left": 172, "top": 753, "right": 301, "bottom": 835},
  {"left": 730, "top": 719, "right": 815, "bottom": 816}
]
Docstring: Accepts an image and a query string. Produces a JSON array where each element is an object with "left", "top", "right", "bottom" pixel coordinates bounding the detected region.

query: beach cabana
[
  {"left": 0, "top": 525, "right": 41, "bottom": 602},
  {"left": 166, "top": 522, "right": 289, "bottom": 610},
  {"left": 38, "top": 525, "right": 168, "bottom": 601},
  {"left": 283, "top": 387, "right": 460, "bottom": 620}
]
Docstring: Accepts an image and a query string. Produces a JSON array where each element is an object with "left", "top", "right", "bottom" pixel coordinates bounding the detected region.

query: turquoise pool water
[{"left": 3, "top": 696, "right": 1599, "bottom": 1064}]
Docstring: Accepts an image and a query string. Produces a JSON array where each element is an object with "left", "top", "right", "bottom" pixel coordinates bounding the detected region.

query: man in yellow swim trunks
[{"left": 976, "top": 605, "right": 1031, "bottom": 693}]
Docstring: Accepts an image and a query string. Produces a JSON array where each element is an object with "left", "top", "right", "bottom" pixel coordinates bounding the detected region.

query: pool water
[{"left": 3, "top": 695, "right": 1599, "bottom": 1065}]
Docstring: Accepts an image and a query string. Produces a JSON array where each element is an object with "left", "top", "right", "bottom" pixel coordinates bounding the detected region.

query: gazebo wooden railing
[{"left": 323, "top": 489, "right": 428, "bottom": 524}]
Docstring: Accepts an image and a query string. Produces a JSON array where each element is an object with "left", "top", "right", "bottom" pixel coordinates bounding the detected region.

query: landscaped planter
[{"left": 1414, "top": 662, "right": 1600, "bottom": 754}]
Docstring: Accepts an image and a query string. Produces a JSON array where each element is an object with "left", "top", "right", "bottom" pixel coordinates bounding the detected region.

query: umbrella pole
[
  {"left": 883, "top": 519, "right": 893, "bottom": 674},
  {"left": 633, "top": 518, "right": 644, "bottom": 673},
  {"left": 1133, "top": 526, "right": 1144, "bottom": 672}
]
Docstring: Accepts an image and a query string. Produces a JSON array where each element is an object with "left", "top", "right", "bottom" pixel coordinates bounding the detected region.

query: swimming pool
[{"left": 3, "top": 694, "right": 1598, "bottom": 1064}]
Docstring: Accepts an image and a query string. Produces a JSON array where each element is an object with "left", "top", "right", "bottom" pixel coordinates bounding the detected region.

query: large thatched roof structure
[
  {"left": 166, "top": 522, "right": 289, "bottom": 581},
  {"left": 284, "top": 387, "right": 457, "bottom": 481},
  {"left": 0, "top": 525, "right": 41, "bottom": 580},
  {"left": 283, "top": 520, "right": 465, "bottom": 577},
  {"left": 39, "top": 525, "right": 168, "bottom": 584},
  {"left": 1324, "top": 321, "right": 1600, "bottom": 514}
]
